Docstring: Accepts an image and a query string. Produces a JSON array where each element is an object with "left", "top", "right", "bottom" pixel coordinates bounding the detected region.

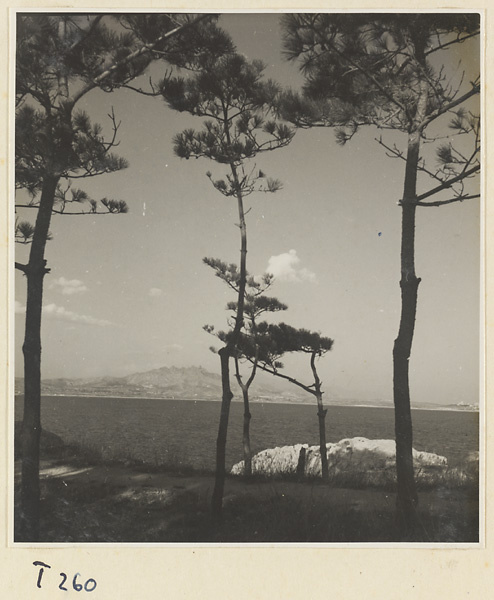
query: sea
[{"left": 14, "top": 396, "right": 479, "bottom": 471}]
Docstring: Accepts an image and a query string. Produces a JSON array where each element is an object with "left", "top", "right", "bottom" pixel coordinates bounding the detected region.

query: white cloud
[
  {"left": 43, "top": 304, "right": 113, "bottom": 327},
  {"left": 266, "top": 249, "right": 317, "bottom": 283},
  {"left": 149, "top": 288, "right": 163, "bottom": 298},
  {"left": 15, "top": 301, "right": 113, "bottom": 327},
  {"left": 50, "top": 276, "right": 88, "bottom": 295}
]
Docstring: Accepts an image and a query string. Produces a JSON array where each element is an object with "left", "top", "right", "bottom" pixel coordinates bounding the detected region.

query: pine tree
[
  {"left": 162, "top": 45, "right": 294, "bottom": 517},
  {"left": 238, "top": 322, "right": 334, "bottom": 481},
  {"left": 280, "top": 13, "right": 480, "bottom": 530},
  {"left": 15, "top": 12, "right": 217, "bottom": 541},
  {"left": 204, "top": 259, "right": 287, "bottom": 478}
]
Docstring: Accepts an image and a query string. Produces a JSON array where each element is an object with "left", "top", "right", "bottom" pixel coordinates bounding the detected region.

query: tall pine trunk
[
  {"left": 242, "top": 389, "right": 252, "bottom": 478},
  {"left": 211, "top": 346, "right": 234, "bottom": 518},
  {"left": 18, "top": 176, "right": 58, "bottom": 541},
  {"left": 316, "top": 397, "right": 329, "bottom": 482},
  {"left": 234, "top": 355, "right": 255, "bottom": 479},
  {"left": 18, "top": 19, "right": 70, "bottom": 540},
  {"left": 393, "top": 128, "right": 422, "bottom": 531},
  {"left": 211, "top": 161, "right": 247, "bottom": 519},
  {"left": 392, "top": 44, "right": 429, "bottom": 531},
  {"left": 310, "top": 352, "right": 329, "bottom": 481}
]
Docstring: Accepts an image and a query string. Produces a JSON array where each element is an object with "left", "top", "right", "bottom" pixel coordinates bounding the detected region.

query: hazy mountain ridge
[
  {"left": 14, "top": 366, "right": 479, "bottom": 410},
  {"left": 15, "top": 365, "right": 300, "bottom": 401}
]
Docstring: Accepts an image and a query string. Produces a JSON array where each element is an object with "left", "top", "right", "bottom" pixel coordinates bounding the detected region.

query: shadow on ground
[{"left": 14, "top": 455, "right": 479, "bottom": 543}]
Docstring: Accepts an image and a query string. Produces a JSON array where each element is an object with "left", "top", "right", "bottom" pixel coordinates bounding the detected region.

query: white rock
[
  {"left": 231, "top": 443, "right": 307, "bottom": 477},
  {"left": 231, "top": 437, "right": 448, "bottom": 484}
]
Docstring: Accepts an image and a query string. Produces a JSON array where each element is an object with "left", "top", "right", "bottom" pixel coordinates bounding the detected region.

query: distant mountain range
[
  {"left": 14, "top": 365, "right": 303, "bottom": 402},
  {"left": 14, "top": 365, "right": 479, "bottom": 411}
]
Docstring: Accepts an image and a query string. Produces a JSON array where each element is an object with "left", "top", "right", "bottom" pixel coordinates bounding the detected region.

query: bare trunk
[
  {"left": 242, "top": 389, "right": 252, "bottom": 478},
  {"left": 391, "top": 40, "right": 430, "bottom": 532},
  {"left": 234, "top": 356, "right": 254, "bottom": 479},
  {"left": 211, "top": 158, "right": 247, "bottom": 518},
  {"left": 19, "top": 18, "right": 71, "bottom": 540},
  {"left": 211, "top": 346, "right": 234, "bottom": 520},
  {"left": 316, "top": 395, "right": 329, "bottom": 482},
  {"left": 309, "top": 352, "right": 329, "bottom": 481},
  {"left": 393, "top": 268, "right": 420, "bottom": 523},
  {"left": 18, "top": 176, "right": 58, "bottom": 541},
  {"left": 393, "top": 127, "right": 422, "bottom": 531}
]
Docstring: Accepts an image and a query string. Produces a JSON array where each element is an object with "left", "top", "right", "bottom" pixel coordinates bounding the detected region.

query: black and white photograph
[{"left": 12, "top": 9, "right": 482, "bottom": 548}]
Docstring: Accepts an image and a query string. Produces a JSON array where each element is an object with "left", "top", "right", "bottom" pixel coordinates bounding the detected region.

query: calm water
[{"left": 15, "top": 396, "right": 479, "bottom": 470}]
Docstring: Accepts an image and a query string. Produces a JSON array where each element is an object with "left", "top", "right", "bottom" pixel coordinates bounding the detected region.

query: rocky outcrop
[{"left": 231, "top": 437, "right": 448, "bottom": 485}]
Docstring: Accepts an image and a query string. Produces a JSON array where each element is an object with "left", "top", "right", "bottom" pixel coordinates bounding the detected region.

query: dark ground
[
  {"left": 14, "top": 456, "right": 479, "bottom": 543},
  {"left": 13, "top": 424, "right": 479, "bottom": 543}
]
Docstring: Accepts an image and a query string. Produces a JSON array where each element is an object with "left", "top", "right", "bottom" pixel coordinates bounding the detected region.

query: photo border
[{"left": 1, "top": 2, "right": 490, "bottom": 597}]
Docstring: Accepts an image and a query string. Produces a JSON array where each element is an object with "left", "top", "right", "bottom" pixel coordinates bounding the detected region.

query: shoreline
[{"left": 14, "top": 393, "right": 480, "bottom": 412}]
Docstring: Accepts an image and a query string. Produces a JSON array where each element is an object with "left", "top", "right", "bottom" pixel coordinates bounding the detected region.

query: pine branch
[
  {"left": 15, "top": 262, "right": 28, "bottom": 273},
  {"left": 375, "top": 136, "right": 405, "bottom": 161},
  {"left": 376, "top": 135, "right": 459, "bottom": 195},
  {"left": 421, "top": 83, "right": 480, "bottom": 130},
  {"left": 425, "top": 31, "right": 480, "bottom": 59},
  {"left": 413, "top": 164, "right": 480, "bottom": 203},
  {"left": 66, "top": 171, "right": 122, "bottom": 179},
  {"left": 328, "top": 43, "right": 409, "bottom": 118},
  {"left": 245, "top": 349, "right": 258, "bottom": 389},
  {"left": 51, "top": 209, "right": 127, "bottom": 215},
  {"left": 119, "top": 85, "right": 162, "bottom": 97},
  {"left": 416, "top": 193, "right": 480, "bottom": 207},
  {"left": 234, "top": 355, "right": 247, "bottom": 393},
  {"left": 248, "top": 357, "right": 316, "bottom": 396},
  {"left": 71, "top": 14, "right": 212, "bottom": 105},
  {"left": 102, "top": 106, "right": 122, "bottom": 150},
  {"left": 416, "top": 161, "right": 451, "bottom": 187},
  {"left": 234, "top": 349, "right": 258, "bottom": 393}
]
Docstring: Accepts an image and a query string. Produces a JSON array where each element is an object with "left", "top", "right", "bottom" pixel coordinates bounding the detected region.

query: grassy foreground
[{"left": 14, "top": 427, "right": 479, "bottom": 543}]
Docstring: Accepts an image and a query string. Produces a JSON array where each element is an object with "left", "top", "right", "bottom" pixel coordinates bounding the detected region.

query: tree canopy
[
  {"left": 14, "top": 11, "right": 224, "bottom": 541},
  {"left": 163, "top": 52, "right": 293, "bottom": 173},
  {"left": 279, "top": 12, "right": 480, "bottom": 528},
  {"left": 280, "top": 14, "right": 480, "bottom": 201},
  {"left": 281, "top": 13, "right": 480, "bottom": 129}
]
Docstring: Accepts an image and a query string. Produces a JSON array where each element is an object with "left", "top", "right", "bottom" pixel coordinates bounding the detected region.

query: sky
[{"left": 14, "top": 13, "right": 481, "bottom": 406}]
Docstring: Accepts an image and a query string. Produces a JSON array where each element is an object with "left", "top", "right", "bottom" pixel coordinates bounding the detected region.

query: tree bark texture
[
  {"left": 211, "top": 160, "right": 248, "bottom": 518},
  {"left": 316, "top": 398, "right": 329, "bottom": 482},
  {"left": 234, "top": 357, "right": 254, "bottom": 479},
  {"left": 393, "top": 269, "right": 420, "bottom": 522},
  {"left": 391, "top": 38, "right": 430, "bottom": 529},
  {"left": 211, "top": 346, "right": 234, "bottom": 519},
  {"left": 18, "top": 176, "right": 59, "bottom": 541},
  {"left": 242, "top": 390, "right": 252, "bottom": 478},
  {"left": 393, "top": 127, "right": 422, "bottom": 530},
  {"left": 310, "top": 352, "right": 329, "bottom": 481}
]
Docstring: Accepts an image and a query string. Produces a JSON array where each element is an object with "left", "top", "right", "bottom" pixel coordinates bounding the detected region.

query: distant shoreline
[{"left": 14, "top": 393, "right": 480, "bottom": 412}]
